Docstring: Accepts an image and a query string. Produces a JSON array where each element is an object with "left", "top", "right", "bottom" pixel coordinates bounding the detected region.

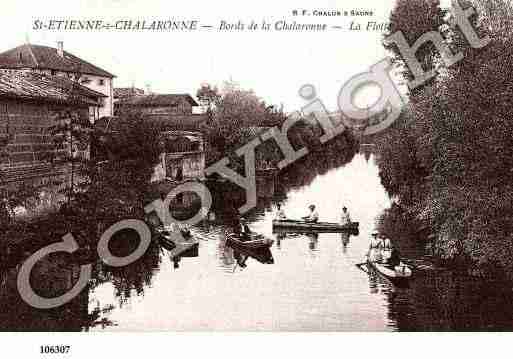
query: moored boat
[{"left": 272, "top": 219, "right": 359, "bottom": 234}]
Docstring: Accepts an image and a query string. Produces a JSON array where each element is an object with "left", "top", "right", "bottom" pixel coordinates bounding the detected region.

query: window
[
  {"left": 81, "top": 77, "right": 91, "bottom": 85},
  {"left": 98, "top": 79, "right": 105, "bottom": 86}
]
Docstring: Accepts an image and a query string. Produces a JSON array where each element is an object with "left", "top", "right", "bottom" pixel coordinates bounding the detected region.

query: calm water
[
  {"left": 2, "top": 153, "right": 513, "bottom": 331},
  {"left": 86, "top": 153, "right": 392, "bottom": 331}
]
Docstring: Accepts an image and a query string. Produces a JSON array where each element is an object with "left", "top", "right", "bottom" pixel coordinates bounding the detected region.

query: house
[
  {"left": 157, "top": 130, "right": 205, "bottom": 182},
  {"left": 152, "top": 130, "right": 206, "bottom": 209},
  {"left": 0, "top": 42, "right": 115, "bottom": 119},
  {"left": 114, "top": 92, "right": 208, "bottom": 131},
  {"left": 0, "top": 71, "right": 106, "bottom": 215},
  {"left": 95, "top": 115, "right": 205, "bottom": 185},
  {"left": 114, "top": 93, "right": 198, "bottom": 116}
]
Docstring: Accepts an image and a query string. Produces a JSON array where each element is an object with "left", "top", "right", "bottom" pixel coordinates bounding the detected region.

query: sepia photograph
[{"left": 1, "top": 0, "right": 513, "bottom": 352}]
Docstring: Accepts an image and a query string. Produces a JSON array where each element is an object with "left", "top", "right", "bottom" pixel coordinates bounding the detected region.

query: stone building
[
  {"left": 0, "top": 71, "right": 105, "bottom": 214},
  {"left": 0, "top": 42, "right": 115, "bottom": 119},
  {"left": 152, "top": 130, "right": 205, "bottom": 183}
]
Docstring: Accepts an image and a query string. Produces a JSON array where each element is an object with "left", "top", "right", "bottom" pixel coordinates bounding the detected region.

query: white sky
[{"left": 0, "top": 0, "right": 401, "bottom": 111}]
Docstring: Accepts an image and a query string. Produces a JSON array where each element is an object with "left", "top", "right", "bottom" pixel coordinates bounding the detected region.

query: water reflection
[
  {"left": 6, "top": 139, "right": 513, "bottom": 331},
  {"left": 0, "top": 254, "right": 114, "bottom": 331},
  {"left": 307, "top": 233, "right": 319, "bottom": 252},
  {"left": 340, "top": 233, "right": 350, "bottom": 254},
  {"left": 275, "top": 233, "right": 287, "bottom": 250},
  {"left": 98, "top": 235, "right": 162, "bottom": 306}
]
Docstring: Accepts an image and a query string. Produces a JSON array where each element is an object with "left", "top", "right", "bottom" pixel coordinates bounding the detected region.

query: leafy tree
[
  {"left": 199, "top": 82, "right": 287, "bottom": 164},
  {"left": 64, "top": 110, "right": 162, "bottom": 247},
  {"left": 196, "top": 83, "right": 220, "bottom": 113},
  {"left": 376, "top": 0, "right": 513, "bottom": 276},
  {"left": 384, "top": 0, "right": 447, "bottom": 97}
]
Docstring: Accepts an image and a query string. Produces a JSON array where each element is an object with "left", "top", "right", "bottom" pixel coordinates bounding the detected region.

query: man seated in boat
[
  {"left": 302, "top": 204, "right": 319, "bottom": 223},
  {"left": 387, "top": 245, "right": 401, "bottom": 268},
  {"left": 275, "top": 203, "right": 287, "bottom": 220},
  {"left": 340, "top": 206, "right": 351, "bottom": 225},
  {"left": 380, "top": 241, "right": 401, "bottom": 269}
]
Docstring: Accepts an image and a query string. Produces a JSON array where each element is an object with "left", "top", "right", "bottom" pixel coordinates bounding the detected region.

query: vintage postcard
[{"left": 0, "top": 0, "right": 512, "bottom": 355}]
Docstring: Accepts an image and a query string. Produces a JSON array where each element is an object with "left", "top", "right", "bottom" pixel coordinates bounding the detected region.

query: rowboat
[
  {"left": 226, "top": 234, "right": 274, "bottom": 265},
  {"left": 367, "top": 260, "right": 412, "bottom": 283},
  {"left": 156, "top": 228, "right": 199, "bottom": 259},
  {"left": 272, "top": 219, "right": 359, "bottom": 234},
  {"left": 226, "top": 233, "right": 274, "bottom": 250}
]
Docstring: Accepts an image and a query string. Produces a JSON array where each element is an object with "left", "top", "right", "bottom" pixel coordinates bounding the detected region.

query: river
[{"left": 2, "top": 151, "right": 513, "bottom": 331}]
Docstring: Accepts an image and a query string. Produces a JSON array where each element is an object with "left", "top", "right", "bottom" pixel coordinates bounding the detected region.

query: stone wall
[
  {"left": 0, "top": 97, "right": 89, "bottom": 216},
  {"left": 1, "top": 99, "right": 89, "bottom": 168}
]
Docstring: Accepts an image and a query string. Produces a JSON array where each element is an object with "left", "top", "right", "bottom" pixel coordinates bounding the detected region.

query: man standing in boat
[
  {"left": 379, "top": 235, "right": 392, "bottom": 250},
  {"left": 234, "top": 216, "right": 253, "bottom": 241},
  {"left": 302, "top": 204, "right": 319, "bottom": 223},
  {"left": 367, "top": 230, "right": 382, "bottom": 262},
  {"left": 231, "top": 216, "right": 253, "bottom": 268},
  {"left": 379, "top": 235, "right": 393, "bottom": 263},
  {"left": 340, "top": 206, "right": 351, "bottom": 225}
]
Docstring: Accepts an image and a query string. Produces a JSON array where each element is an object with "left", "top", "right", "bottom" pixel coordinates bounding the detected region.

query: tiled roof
[
  {"left": 0, "top": 71, "right": 106, "bottom": 105},
  {"left": 0, "top": 44, "right": 115, "bottom": 78},
  {"left": 0, "top": 163, "right": 64, "bottom": 185},
  {"left": 94, "top": 114, "right": 207, "bottom": 132},
  {"left": 117, "top": 94, "right": 199, "bottom": 107},
  {"left": 242, "top": 126, "right": 271, "bottom": 138},
  {"left": 114, "top": 87, "right": 145, "bottom": 99},
  {"left": 144, "top": 114, "right": 207, "bottom": 131}
]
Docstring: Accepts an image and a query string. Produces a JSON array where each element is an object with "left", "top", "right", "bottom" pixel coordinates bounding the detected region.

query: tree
[
  {"left": 384, "top": 0, "right": 447, "bottom": 97},
  {"left": 199, "top": 82, "right": 287, "bottom": 164},
  {"left": 45, "top": 68, "right": 93, "bottom": 208},
  {"left": 72, "top": 110, "right": 162, "bottom": 237},
  {"left": 376, "top": 0, "right": 513, "bottom": 276},
  {"left": 196, "top": 83, "right": 220, "bottom": 113}
]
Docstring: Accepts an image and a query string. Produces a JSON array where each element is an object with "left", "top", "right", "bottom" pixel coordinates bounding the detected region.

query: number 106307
[{"left": 40, "top": 346, "right": 70, "bottom": 354}]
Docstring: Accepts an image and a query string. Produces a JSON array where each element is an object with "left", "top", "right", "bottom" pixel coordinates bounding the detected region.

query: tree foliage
[
  {"left": 199, "top": 82, "right": 287, "bottom": 164},
  {"left": 376, "top": 0, "right": 513, "bottom": 276},
  {"left": 384, "top": 0, "right": 447, "bottom": 96},
  {"left": 75, "top": 110, "right": 162, "bottom": 230}
]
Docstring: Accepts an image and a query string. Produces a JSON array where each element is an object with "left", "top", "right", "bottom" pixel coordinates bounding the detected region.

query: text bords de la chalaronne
[{"left": 31, "top": 19, "right": 360, "bottom": 32}]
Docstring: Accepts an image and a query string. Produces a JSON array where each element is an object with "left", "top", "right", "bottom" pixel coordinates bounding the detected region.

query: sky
[{"left": 0, "top": 0, "right": 402, "bottom": 112}]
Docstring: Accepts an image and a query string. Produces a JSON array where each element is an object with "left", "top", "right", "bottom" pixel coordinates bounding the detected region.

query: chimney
[{"left": 57, "top": 41, "right": 64, "bottom": 57}]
